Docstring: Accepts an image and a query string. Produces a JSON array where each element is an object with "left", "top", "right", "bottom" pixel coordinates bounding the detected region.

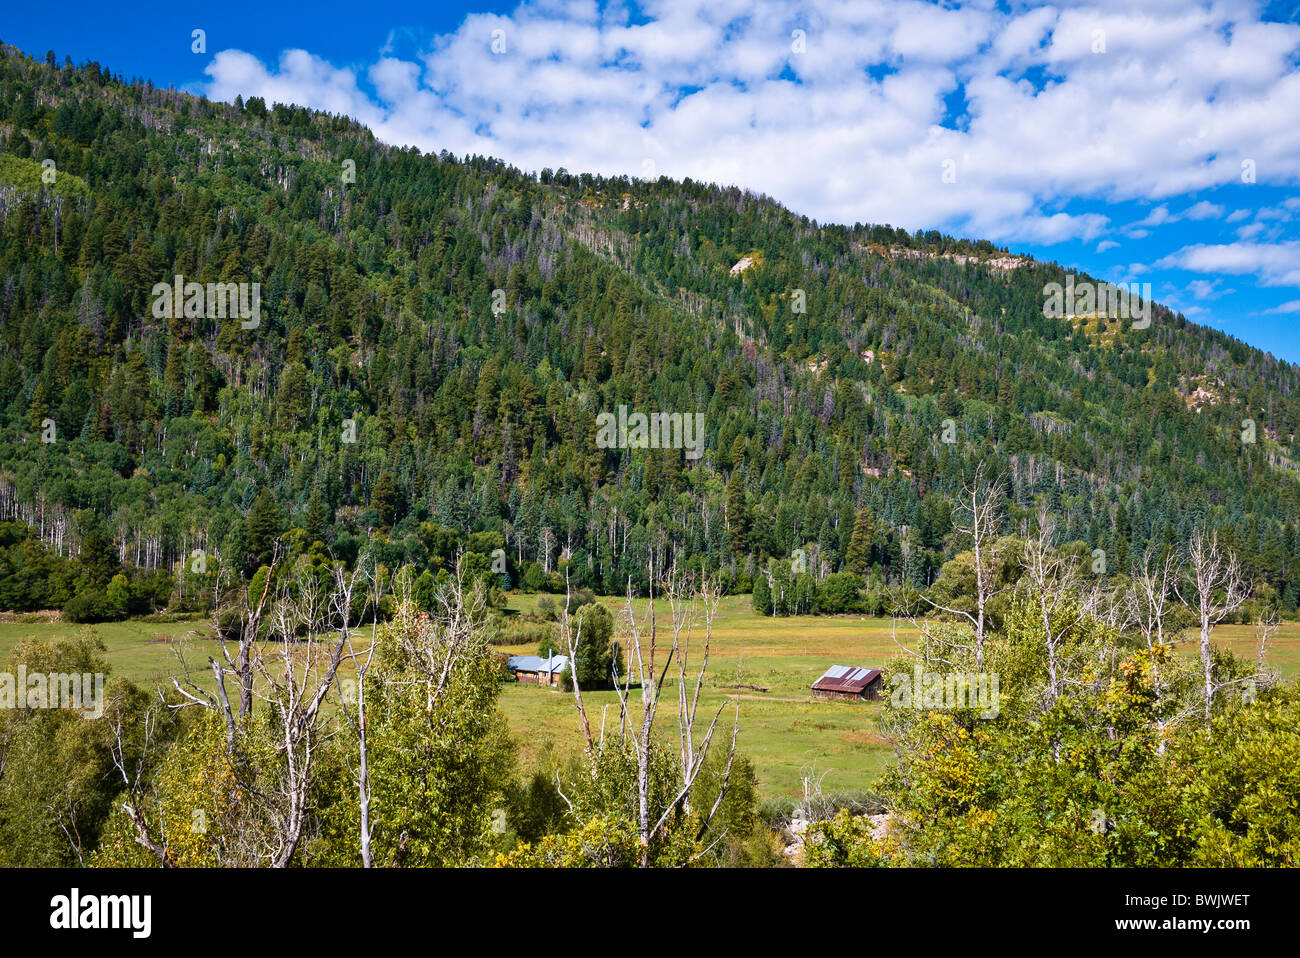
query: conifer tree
[{"left": 846, "top": 508, "right": 876, "bottom": 576}]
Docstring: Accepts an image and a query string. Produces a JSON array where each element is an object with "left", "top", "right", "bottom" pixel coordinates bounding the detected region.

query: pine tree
[
  {"left": 77, "top": 519, "right": 120, "bottom": 586},
  {"left": 846, "top": 508, "right": 876, "bottom": 576},
  {"left": 245, "top": 489, "right": 284, "bottom": 572},
  {"left": 369, "top": 472, "right": 398, "bottom": 529},
  {"left": 726, "top": 471, "right": 750, "bottom": 555},
  {"left": 752, "top": 570, "right": 772, "bottom": 615},
  {"left": 304, "top": 486, "right": 330, "bottom": 545}
]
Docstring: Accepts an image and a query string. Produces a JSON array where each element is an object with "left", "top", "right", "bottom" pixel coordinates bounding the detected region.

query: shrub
[
  {"left": 62, "top": 589, "right": 124, "bottom": 623},
  {"left": 804, "top": 810, "right": 891, "bottom": 868},
  {"left": 816, "top": 572, "right": 863, "bottom": 613},
  {"left": 494, "top": 817, "right": 642, "bottom": 867}
]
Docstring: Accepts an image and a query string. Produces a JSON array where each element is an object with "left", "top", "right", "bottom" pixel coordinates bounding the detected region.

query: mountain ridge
[{"left": 1, "top": 41, "right": 1299, "bottom": 614}]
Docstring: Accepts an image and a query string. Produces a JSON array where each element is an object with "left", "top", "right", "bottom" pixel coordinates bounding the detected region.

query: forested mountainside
[{"left": 2, "top": 43, "right": 1300, "bottom": 613}]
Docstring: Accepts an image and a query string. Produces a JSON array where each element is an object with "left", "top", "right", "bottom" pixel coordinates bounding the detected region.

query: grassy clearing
[
  {"left": 0, "top": 617, "right": 215, "bottom": 688},
  {"left": 497, "top": 593, "right": 911, "bottom": 797},
  {"left": 497, "top": 595, "right": 1300, "bottom": 798},
  {"left": 4, "top": 595, "right": 1298, "bottom": 799}
]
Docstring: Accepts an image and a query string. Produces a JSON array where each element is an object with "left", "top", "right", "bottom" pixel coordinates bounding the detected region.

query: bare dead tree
[
  {"left": 1255, "top": 602, "right": 1279, "bottom": 673},
  {"left": 164, "top": 556, "right": 363, "bottom": 867},
  {"left": 234, "top": 540, "right": 284, "bottom": 719},
  {"left": 1127, "top": 549, "right": 1180, "bottom": 652},
  {"left": 668, "top": 572, "right": 733, "bottom": 821},
  {"left": 610, "top": 568, "right": 738, "bottom": 865},
  {"left": 170, "top": 540, "right": 285, "bottom": 743},
  {"left": 1176, "top": 528, "right": 1249, "bottom": 728},
  {"left": 167, "top": 629, "right": 238, "bottom": 753},
  {"left": 1022, "top": 508, "right": 1093, "bottom": 706},
  {"left": 1123, "top": 548, "right": 1182, "bottom": 752},
  {"left": 106, "top": 691, "right": 172, "bottom": 866},
  {"left": 247, "top": 558, "right": 359, "bottom": 867},
  {"left": 958, "top": 466, "right": 1007, "bottom": 672},
  {"left": 613, "top": 575, "right": 661, "bottom": 860},
  {"left": 796, "top": 765, "right": 836, "bottom": 824},
  {"left": 667, "top": 573, "right": 703, "bottom": 809},
  {"left": 897, "top": 466, "right": 1007, "bottom": 671},
  {"left": 893, "top": 602, "right": 972, "bottom": 670},
  {"left": 540, "top": 526, "right": 556, "bottom": 573},
  {"left": 1229, "top": 601, "right": 1284, "bottom": 710},
  {"left": 335, "top": 550, "right": 381, "bottom": 867},
  {"left": 558, "top": 570, "right": 594, "bottom": 755},
  {"left": 51, "top": 790, "right": 87, "bottom": 867},
  {"left": 387, "top": 556, "right": 486, "bottom": 710}
]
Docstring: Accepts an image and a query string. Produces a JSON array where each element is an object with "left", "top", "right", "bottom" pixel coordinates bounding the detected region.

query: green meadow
[{"left": 3, "top": 596, "right": 1297, "bottom": 800}]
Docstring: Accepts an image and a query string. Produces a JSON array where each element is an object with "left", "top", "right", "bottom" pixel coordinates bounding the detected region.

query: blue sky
[{"left": 4, "top": 0, "right": 1299, "bottom": 362}]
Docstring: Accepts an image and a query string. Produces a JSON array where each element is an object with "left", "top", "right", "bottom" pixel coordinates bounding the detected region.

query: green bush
[
  {"left": 62, "top": 588, "right": 125, "bottom": 623},
  {"left": 816, "top": 572, "right": 863, "bottom": 613}
]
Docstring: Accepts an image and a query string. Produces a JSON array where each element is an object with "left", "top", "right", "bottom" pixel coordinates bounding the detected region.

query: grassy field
[
  {"left": 3, "top": 595, "right": 1299, "bottom": 800},
  {"left": 495, "top": 594, "right": 909, "bottom": 798},
  {"left": 497, "top": 594, "right": 1300, "bottom": 798},
  {"left": 0, "top": 616, "right": 217, "bottom": 687}
]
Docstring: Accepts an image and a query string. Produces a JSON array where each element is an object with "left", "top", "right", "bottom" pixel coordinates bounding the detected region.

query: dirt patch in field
[
  {"left": 840, "top": 729, "right": 889, "bottom": 746},
  {"left": 148, "top": 629, "right": 218, "bottom": 644}
]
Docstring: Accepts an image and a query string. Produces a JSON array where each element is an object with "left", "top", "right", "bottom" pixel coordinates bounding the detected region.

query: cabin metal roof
[
  {"left": 811, "top": 665, "right": 882, "bottom": 693},
  {"left": 507, "top": 654, "right": 569, "bottom": 674}
]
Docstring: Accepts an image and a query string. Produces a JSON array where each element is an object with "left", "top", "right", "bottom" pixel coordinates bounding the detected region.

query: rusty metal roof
[{"left": 812, "top": 665, "right": 882, "bottom": 693}]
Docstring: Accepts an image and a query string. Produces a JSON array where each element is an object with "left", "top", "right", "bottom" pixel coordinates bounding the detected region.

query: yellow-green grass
[
  {"left": 0, "top": 617, "right": 217, "bottom": 689},
  {"left": 498, "top": 594, "right": 1300, "bottom": 798},
  {"left": 0, "top": 617, "right": 373, "bottom": 702},
  {"left": 497, "top": 594, "right": 913, "bottom": 797},
  {"left": 1199, "top": 622, "right": 1300, "bottom": 677},
  {"left": 3, "top": 597, "right": 1299, "bottom": 800}
]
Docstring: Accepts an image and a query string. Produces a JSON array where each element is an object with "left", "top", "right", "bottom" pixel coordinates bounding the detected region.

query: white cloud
[
  {"left": 198, "top": 0, "right": 1300, "bottom": 244},
  {"left": 1134, "top": 206, "right": 1174, "bottom": 228},
  {"left": 1256, "top": 205, "right": 1296, "bottom": 221},
  {"left": 1157, "top": 241, "right": 1300, "bottom": 288},
  {"left": 1187, "top": 278, "right": 1233, "bottom": 299},
  {"left": 1126, "top": 199, "right": 1227, "bottom": 235},
  {"left": 1184, "top": 201, "right": 1224, "bottom": 220}
]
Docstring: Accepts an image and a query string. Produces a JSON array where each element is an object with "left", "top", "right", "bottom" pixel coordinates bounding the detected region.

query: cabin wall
[{"left": 811, "top": 688, "right": 863, "bottom": 701}]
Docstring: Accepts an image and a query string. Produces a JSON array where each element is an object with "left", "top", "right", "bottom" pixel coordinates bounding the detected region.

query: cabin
[
  {"left": 506, "top": 654, "right": 569, "bottom": 687},
  {"left": 812, "top": 665, "right": 884, "bottom": 701}
]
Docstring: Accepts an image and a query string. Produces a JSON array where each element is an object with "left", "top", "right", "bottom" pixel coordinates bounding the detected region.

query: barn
[
  {"left": 506, "top": 653, "right": 569, "bottom": 687},
  {"left": 811, "top": 665, "right": 884, "bottom": 701}
]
